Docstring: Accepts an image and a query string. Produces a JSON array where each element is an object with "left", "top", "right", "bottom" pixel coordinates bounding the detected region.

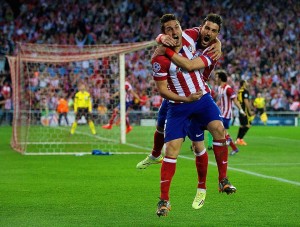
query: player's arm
[
  {"left": 206, "top": 38, "right": 222, "bottom": 61},
  {"left": 165, "top": 47, "right": 215, "bottom": 71},
  {"left": 74, "top": 94, "right": 78, "bottom": 113},
  {"left": 111, "top": 91, "right": 120, "bottom": 98},
  {"left": 244, "top": 98, "right": 254, "bottom": 116},
  {"left": 130, "top": 90, "right": 140, "bottom": 101},
  {"left": 155, "top": 79, "right": 202, "bottom": 103},
  {"left": 88, "top": 94, "right": 92, "bottom": 113},
  {"left": 233, "top": 97, "right": 246, "bottom": 115}
]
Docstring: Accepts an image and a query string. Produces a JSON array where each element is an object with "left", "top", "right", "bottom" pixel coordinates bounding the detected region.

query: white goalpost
[{"left": 7, "top": 41, "right": 158, "bottom": 155}]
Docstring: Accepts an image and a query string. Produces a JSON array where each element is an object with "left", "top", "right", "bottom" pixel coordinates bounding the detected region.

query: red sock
[
  {"left": 125, "top": 114, "right": 130, "bottom": 128},
  {"left": 160, "top": 156, "right": 177, "bottom": 201},
  {"left": 151, "top": 130, "right": 164, "bottom": 158},
  {"left": 226, "top": 134, "right": 238, "bottom": 151},
  {"left": 195, "top": 149, "right": 208, "bottom": 189},
  {"left": 109, "top": 110, "right": 118, "bottom": 125},
  {"left": 213, "top": 139, "right": 228, "bottom": 182}
]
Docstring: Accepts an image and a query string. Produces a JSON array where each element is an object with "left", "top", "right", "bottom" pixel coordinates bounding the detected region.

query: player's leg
[
  {"left": 156, "top": 104, "right": 188, "bottom": 217},
  {"left": 201, "top": 98, "right": 236, "bottom": 195},
  {"left": 58, "top": 113, "right": 62, "bottom": 126},
  {"left": 70, "top": 110, "right": 81, "bottom": 135},
  {"left": 208, "top": 120, "right": 236, "bottom": 194},
  {"left": 136, "top": 100, "right": 167, "bottom": 169},
  {"left": 207, "top": 131, "right": 213, "bottom": 150},
  {"left": 191, "top": 142, "right": 208, "bottom": 209},
  {"left": 222, "top": 118, "right": 239, "bottom": 155},
  {"left": 86, "top": 111, "right": 96, "bottom": 135},
  {"left": 157, "top": 138, "right": 182, "bottom": 217},
  {"left": 65, "top": 113, "right": 69, "bottom": 126},
  {"left": 135, "top": 125, "right": 164, "bottom": 169},
  {"left": 187, "top": 120, "right": 207, "bottom": 209},
  {"left": 236, "top": 115, "right": 248, "bottom": 145},
  {"left": 125, "top": 102, "right": 134, "bottom": 133},
  {"left": 102, "top": 106, "right": 119, "bottom": 129}
]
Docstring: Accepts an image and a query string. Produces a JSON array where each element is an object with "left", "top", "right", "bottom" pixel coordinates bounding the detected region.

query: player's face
[
  {"left": 79, "top": 84, "right": 85, "bottom": 92},
  {"left": 200, "top": 21, "right": 220, "bottom": 48},
  {"left": 163, "top": 20, "right": 182, "bottom": 47}
]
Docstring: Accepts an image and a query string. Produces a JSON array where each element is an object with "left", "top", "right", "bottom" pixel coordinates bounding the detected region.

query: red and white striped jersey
[
  {"left": 152, "top": 28, "right": 211, "bottom": 100},
  {"left": 217, "top": 83, "right": 236, "bottom": 119},
  {"left": 125, "top": 81, "right": 133, "bottom": 102}
]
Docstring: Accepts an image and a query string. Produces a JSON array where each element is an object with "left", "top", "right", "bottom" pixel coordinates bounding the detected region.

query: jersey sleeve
[
  {"left": 227, "top": 87, "right": 236, "bottom": 99},
  {"left": 243, "top": 90, "right": 250, "bottom": 99},
  {"left": 184, "top": 27, "right": 200, "bottom": 42},
  {"left": 151, "top": 55, "right": 171, "bottom": 81}
]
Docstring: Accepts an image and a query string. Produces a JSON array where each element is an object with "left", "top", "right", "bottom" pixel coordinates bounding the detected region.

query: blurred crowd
[{"left": 0, "top": 0, "right": 299, "bottom": 124}]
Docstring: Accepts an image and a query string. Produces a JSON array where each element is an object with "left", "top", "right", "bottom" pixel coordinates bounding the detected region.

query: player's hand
[
  {"left": 239, "top": 109, "right": 246, "bottom": 116},
  {"left": 186, "top": 90, "right": 203, "bottom": 102},
  {"left": 161, "top": 34, "right": 177, "bottom": 47},
  {"left": 207, "top": 43, "right": 222, "bottom": 61},
  {"left": 152, "top": 46, "right": 167, "bottom": 59}
]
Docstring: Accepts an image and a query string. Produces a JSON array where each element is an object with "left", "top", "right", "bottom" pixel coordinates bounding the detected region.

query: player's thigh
[
  {"left": 157, "top": 100, "right": 168, "bottom": 129},
  {"left": 165, "top": 138, "right": 184, "bottom": 158},
  {"left": 222, "top": 118, "right": 230, "bottom": 129},
  {"left": 239, "top": 114, "right": 248, "bottom": 126},
  {"left": 164, "top": 104, "right": 191, "bottom": 143}
]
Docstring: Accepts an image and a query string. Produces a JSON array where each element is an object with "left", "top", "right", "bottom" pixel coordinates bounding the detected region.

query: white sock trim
[
  {"left": 163, "top": 157, "right": 177, "bottom": 163},
  {"left": 194, "top": 148, "right": 207, "bottom": 156}
]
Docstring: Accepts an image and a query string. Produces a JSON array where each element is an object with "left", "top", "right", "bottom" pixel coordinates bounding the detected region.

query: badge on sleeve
[{"left": 152, "top": 62, "right": 161, "bottom": 73}]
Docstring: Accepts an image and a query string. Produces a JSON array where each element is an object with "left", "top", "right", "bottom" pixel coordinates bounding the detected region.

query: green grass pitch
[{"left": 0, "top": 125, "right": 299, "bottom": 226}]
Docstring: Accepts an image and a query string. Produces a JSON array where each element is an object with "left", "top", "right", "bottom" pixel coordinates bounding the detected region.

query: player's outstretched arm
[
  {"left": 164, "top": 47, "right": 214, "bottom": 71},
  {"left": 206, "top": 38, "right": 222, "bottom": 61}
]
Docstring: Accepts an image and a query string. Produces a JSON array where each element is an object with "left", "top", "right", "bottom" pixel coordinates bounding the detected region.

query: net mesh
[{"left": 7, "top": 41, "right": 159, "bottom": 155}]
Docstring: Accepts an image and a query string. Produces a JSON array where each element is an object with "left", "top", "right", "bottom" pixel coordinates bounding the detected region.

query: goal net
[{"left": 7, "top": 41, "right": 159, "bottom": 155}]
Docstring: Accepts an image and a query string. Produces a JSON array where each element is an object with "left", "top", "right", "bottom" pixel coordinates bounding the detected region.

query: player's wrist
[{"left": 165, "top": 48, "right": 175, "bottom": 58}]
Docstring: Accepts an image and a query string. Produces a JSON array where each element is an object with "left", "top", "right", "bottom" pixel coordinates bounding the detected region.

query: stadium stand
[{"left": 0, "top": 0, "right": 299, "bottom": 126}]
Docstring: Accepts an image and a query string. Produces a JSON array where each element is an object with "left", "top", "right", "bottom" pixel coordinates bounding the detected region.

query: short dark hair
[
  {"left": 215, "top": 70, "right": 227, "bottom": 82},
  {"left": 203, "top": 13, "right": 223, "bottom": 32},
  {"left": 240, "top": 80, "right": 246, "bottom": 87},
  {"left": 160, "top": 14, "right": 179, "bottom": 32}
]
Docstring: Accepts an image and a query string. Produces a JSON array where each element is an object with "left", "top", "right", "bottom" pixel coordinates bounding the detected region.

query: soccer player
[
  {"left": 150, "top": 14, "right": 236, "bottom": 217},
  {"left": 102, "top": 81, "right": 139, "bottom": 134},
  {"left": 235, "top": 80, "right": 254, "bottom": 145},
  {"left": 136, "top": 17, "right": 223, "bottom": 170},
  {"left": 70, "top": 83, "right": 96, "bottom": 135},
  {"left": 215, "top": 70, "right": 245, "bottom": 155}
]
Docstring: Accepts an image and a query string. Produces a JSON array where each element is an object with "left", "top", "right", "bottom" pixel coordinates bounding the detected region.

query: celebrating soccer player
[{"left": 149, "top": 13, "right": 236, "bottom": 217}]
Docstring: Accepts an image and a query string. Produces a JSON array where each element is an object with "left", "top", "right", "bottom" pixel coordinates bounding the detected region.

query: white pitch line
[{"left": 179, "top": 155, "right": 300, "bottom": 187}]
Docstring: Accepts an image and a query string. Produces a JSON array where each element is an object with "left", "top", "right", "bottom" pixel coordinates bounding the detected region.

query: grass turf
[{"left": 0, "top": 125, "right": 299, "bottom": 226}]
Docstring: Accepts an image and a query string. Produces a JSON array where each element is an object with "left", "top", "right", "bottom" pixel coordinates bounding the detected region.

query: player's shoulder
[
  {"left": 151, "top": 54, "right": 170, "bottom": 63},
  {"left": 184, "top": 27, "right": 200, "bottom": 34},
  {"left": 151, "top": 55, "right": 171, "bottom": 70},
  {"left": 184, "top": 27, "right": 200, "bottom": 40}
]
